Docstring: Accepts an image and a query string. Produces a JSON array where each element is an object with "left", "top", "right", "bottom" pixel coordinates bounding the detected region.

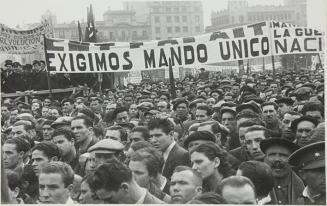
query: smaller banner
[{"left": 0, "top": 21, "right": 52, "bottom": 54}]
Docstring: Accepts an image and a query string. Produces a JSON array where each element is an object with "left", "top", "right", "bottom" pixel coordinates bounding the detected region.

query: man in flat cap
[
  {"left": 289, "top": 141, "right": 326, "bottom": 205},
  {"left": 261, "top": 138, "right": 304, "bottom": 204},
  {"left": 275, "top": 97, "right": 294, "bottom": 118},
  {"left": 291, "top": 116, "right": 318, "bottom": 147}
]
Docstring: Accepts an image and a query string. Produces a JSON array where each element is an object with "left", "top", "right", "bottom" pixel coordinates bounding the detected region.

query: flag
[
  {"left": 77, "top": 21, "right": 83, "bottom": 42},
  {"left": 84, "top": 4, "right": 97, "bottom": 43}
]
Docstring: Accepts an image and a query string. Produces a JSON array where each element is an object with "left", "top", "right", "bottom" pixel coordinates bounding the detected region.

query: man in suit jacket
[
  {"left": 89, "top": 159, "right": 164, "bottom": 204},
  {"left": 148, "top": 118, "right": 191, "bottom": 180}
]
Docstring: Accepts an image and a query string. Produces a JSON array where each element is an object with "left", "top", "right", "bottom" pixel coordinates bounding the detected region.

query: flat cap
[
  {"left": 260, "top": 138, "right": 300, "bottom": 154},
  {"left": 4, "top": 60, "right": 13, "bottom": 66},
  {"left": 288, "top": 141, "right": 325, "bottom": 170},
  {"left": 236, "top": 100, "right": 262, "bottom": 114},
  {"left": 88, "top": 139, "right": 124, "bottom": 154},
  {"left": 51, "top": 117, "right": 73, "bottom": 129},
  {"left": 275, "top": 97, "right": 294, "bottom": 106},
  {"left": 184, "top": 131, "right": 216, "bottom": 148},
  {"left": 290, "top": 115, "right": 318, "bottom": 133}
]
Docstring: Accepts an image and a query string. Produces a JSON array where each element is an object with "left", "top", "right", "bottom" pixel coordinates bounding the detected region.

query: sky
[{"left": 0, "top": 0, "right": 326, "bottom": 31}]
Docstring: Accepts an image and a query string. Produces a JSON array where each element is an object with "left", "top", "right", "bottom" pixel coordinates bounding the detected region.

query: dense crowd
[{"left": 1, "top": 61, "right": 325, "bottom": 204}]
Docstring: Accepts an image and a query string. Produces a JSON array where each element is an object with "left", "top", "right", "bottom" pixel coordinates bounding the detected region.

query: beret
[{"left": 184, "top": 131, "right": 216, "bottom": 148}]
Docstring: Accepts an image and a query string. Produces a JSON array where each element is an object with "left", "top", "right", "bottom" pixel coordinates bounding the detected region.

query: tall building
[
  {"left": 124, "top": 1, "right": 204, "bottom": 40},
  {"left": 206, "top": 0, "right": 307, "bottom": 32}
]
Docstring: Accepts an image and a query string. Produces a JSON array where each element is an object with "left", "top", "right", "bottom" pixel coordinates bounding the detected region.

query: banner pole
[
  {"left": 168, "top": 58, "right": 176, "bottom": 99},
  {"left": 43, "top": 34, "right": 53, "bottom": 99}
]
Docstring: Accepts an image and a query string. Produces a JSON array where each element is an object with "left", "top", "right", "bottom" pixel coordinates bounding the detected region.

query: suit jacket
[
  {"left": 230, "top": 146, "right": 252, "bottom": 163},
  {"left": 162, "top": 144, "right": 191, "bottom": 180},
  {"left": 143, "top": 191, "right": 165, "bottom": 204}
]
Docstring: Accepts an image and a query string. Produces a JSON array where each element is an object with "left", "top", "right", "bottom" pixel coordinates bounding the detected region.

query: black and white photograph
[{"left": 0, "top": 0, "right": 326, "bottom": 204}]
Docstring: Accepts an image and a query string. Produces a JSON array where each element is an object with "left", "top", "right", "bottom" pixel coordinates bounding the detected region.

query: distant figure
[{"left": 198, "top": 68, "right": 209, "bottom": 81}]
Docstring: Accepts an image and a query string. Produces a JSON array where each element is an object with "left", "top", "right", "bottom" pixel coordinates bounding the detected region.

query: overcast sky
[{"left": 0, "top": 0, "right": 326, "bottom": 31}]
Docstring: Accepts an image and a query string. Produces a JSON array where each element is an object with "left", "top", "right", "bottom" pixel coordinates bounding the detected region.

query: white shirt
[
  {"left": 65, "top": 197, "right": 75, "bottom": 204},
  {"left": 258, "top": 194, "right": 272, "bottom": 205},
  {"left": 302, "top": 186, "right": 320, "bottom": 203},
  {"left": 135, "top": 187, "right": 147, "bottom": 204},
  {"left": 163, "top": 141, "right": 176, "bottom": 162}
]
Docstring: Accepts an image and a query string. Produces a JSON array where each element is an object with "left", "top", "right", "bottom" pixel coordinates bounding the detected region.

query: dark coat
[
  {"left": 162, "top": 144, "right": 191, "bottom": 180},
  {"left": 230, "top": 146, "right": 252, "bottom": 163},
  {"left": 143, "top": 190, "right": 165, "bottom": 204}
]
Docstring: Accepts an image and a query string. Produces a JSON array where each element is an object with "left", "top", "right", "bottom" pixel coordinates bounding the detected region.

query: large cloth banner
[
  {"left": 0, "top": 21, "right": 52, "bottom": 54},
  {"left": 44, "top": 21, "right": 325, "bottom": 73}
]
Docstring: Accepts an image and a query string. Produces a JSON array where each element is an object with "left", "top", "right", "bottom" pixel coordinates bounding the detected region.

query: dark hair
[
  {"left": 130, "top": 147, "right": 164, "bottom": 177},
  {"left": 130, "top": 126, "right": 150, "bottom": 141},
  {"left": 196, "top": 105, "right": 213, "bottom": 116},
  {"left": 40, "top": 161, "right": 74, "bottom": 187},
  {"left": 261, "top": 102, "right": 278, "bottom": 111},
  {"left": 191, "top": 143, "right": 235, "bottom": 178},
  {"left": 5, "top": 137, "right": 31, "bottom": 153},
  {"left": 49, "top": 106, "right": 62, "bottom": 116},
  {"left": 112, "top": 107, "right": 128, "bottom": 120},
  {"left": 93, "top": 126, "right": 104, "bottom": 139},
  {"left": 130, "top": 141, "right": 153, "bottom": 151},
  {"left": 89, "top": 159, "right": 132, "bottom": 192},
  {"left": 148, "top": 118, "right": 174, "bottom": 134},
  {"left": 61, "top": 99, "right": 74, "bottom": 105},
  {"left": 301, "top": 102, "right": 324, "bottom": 117},
  {"left": 173, "top": 99, "right": 189, "bottom": 111},
  {"left": 106, "top": 126, "right": 128, "bottom": 142},
  {"left": 238, "top": 118, "right": 265, "bottom": 128},
  {"left": 31, "top": 141, "right": 60, "bottom": 159},
  {"left": 52, "top": 128, "right": 75, "bottom": 141},
  {"left": 78, "top": 108, "right": 96, "bottom": 121},
  {"left": 72, "top": 115, "right": 93, "bottom": 128},
  {"left": 238, "top": 161, "right": 274, "bottom": 197}
]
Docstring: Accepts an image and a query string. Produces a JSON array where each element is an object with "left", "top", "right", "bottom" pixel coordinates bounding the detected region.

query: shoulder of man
[{"left": 143, "top": 190, "right": 165, "bottom": 204}]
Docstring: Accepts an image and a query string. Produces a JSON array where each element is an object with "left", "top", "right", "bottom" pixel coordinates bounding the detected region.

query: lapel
[{"left": 162, "top": 144, "right": 178, "bottom": 175}]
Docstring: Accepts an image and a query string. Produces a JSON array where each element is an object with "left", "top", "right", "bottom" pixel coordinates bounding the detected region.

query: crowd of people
[{"left": 1, "top": 61, "right": 326, "bottom": 204}]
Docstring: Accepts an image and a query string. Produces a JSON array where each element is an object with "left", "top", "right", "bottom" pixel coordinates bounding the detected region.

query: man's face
[
  {"left": 262, "top": 105, "right": 278, "bottom": 124},
  {"left": 95, "top": 187, "right": 123, "bottom": 204},
  {"left": 264, "top": 145, "right": 292, "bottom": 178},
  {"left": 170, "top": 170, "right": 201, "bottom": 204},
  {"left": 281, "top": 114, "right": 301, "bottom": 130},
  {"left": 31, "top": 150, "right": 50, "bottom": 176},
  {"left": 52, "top": 135, "right": 74, "bottom": 157},
  {"left": 221, "top": 112, "right": 235, "bottom": 130},
  {"left": 90, "top": 100, "right": 102, "bottom": 113},
  {"left": 129, "top": 131, "right": 145, "bottom": 145},
  {"left": 39, "top": 173, "right": 69, "bottom": 204},
  {"left": 296, "top": 121, "right": 316, "bottom": 147},
  {"left": 1, "top": 106, "right": 10, "bottom": 119},
  {"left": 129, "top": 160, "right": 150, "bottom": 188},
  {"left": 49, "top": 109, "right": 61, "bottom": 118},
  {"left": 244, "top": 130, "right": 266, "bottom": 160},
  {"left": 62, "top": 102, "right": 74, "bottom": 114},
  {"left": 42, "top": 107, "right": 49, "bottom": 117},
  {"left": 42, "top": 125, "right": 54, "bottom": 141},
  {"left": 128, "top": 104, "right": 138, "bottom": 117},
  {"left": 9, "top": 109, "right": 18, "bottom": 123},
  {"left": 105, "top": 130, "right": 122, "bottom": 142},
  {"left": 176, "top": 103, "right": 188, "bottom": 114},
  {"left": 211, "top": 92, "right": 220, "bottom": 100},
  {"left": 206, "top": 98, "right": 216, "bottom": 108},
  {"left": 11, "top": 125, "right": 28, "bottom": 138},
  {"left": 94, "top": 152, "right": 116, "bottom": 166},
  {"left": 157, "top": 102, "right": 168, "bottom": 112},
  {"left": 44, "top": 99, "right": 52, "bottom": 107},
  {"left": 270, "top": 83, "right": 278, "bottom": 92},
  {"left": 115, "top": 111, "right": 129, "bottom": 124},
  {"left": 149, "top": 128, "right": 173, "bottom": 152},
  {"left": 195, "top": 109, "right": 210, "bottom": 123},
  {"left": 231, "top": 86, "right": 239, "bottom": 95},
  {"left": 71, "top": 119, "right": 91, "bottom": 144},
  {"left": 124, "top": 97, "right": 133, "bottom": 107},
  {"left": 238, "top": 126, "right": 250, "bottom": 146},
  {"left": 278, "top": 103, "right": 291, "bottom": 116},
  {"left": 305, "top": 111, "right": 323, "bottom": 123},
  {"left": 2, "top": 143, "right": 22, "bottom": 169},
  {"left": 222, "top": 185, "right": 257, "bottom": 204},
  {"left": 106, "top": 103, "right": 117, "bottom": 113},
  {"left": 191, "top": 151, "right": 217, "bottom": 179},
  {"left": 300, "top": 168, "right": 325, "bottom": 194},
  {"left": 79, "top": 181, "right": 103, "bottom": 204}
]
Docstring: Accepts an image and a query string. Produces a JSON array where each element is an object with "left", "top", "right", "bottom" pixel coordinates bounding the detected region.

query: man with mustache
[{"left": 260, "top": 138, "right": 304, "bottom": 204}]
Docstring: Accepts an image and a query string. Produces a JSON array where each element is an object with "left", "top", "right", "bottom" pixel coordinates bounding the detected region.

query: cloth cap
[{"left": 88, "top": 139, "right": 124, "bottom": 154}]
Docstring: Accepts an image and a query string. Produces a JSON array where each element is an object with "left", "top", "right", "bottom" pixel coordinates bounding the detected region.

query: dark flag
[
  {"left": 84, "top": 4, "right": 97, "bottom": 43},
  {"left": 77, "top": 20, "right": 83, "bottom": 42}
]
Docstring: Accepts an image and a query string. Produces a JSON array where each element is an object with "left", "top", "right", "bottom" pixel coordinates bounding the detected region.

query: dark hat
[
  {"left": 260, "top": 138, "right": 300, "bottom": 154},
  {"left": 32, "top": 60, "right": 40, "bottom": 65},
  {"left": 299, "top": 75, "right": 309, "bottom": 80},
  {"left": 240, "top": 85, "right": 257, "bottom": 96},
  {"left": 184, "top": 131, "right": 216, "bottom": 148},
  {"left": 12, "top": 62, "right": 21, "bottom": 67},
  {"left": 295, "top": 87, "right": 312, "bottom": 95},
  {"left": 88, "top": 139, "right": 124, "bottom": 154},
  {"left": 4, "top": 60, "right": 12, "bottom": 66},
  {"left": 290, "top": 115, "right": 319, "bottom": 133},
  {"left": 210, "top": 90, "right": 223, "bottom": 97},
  {"left": 316, "top": 84, "right": 324, "bottom": 93},
  {"left": 220, "top": 79, "right": 230, "bottom": 85},
  {"left": 281, "top": 85, "right": 292, "bottom": 91},
  {"left": 51, "top": 117, "right": 73, "bottom": 129},
  {"left": 301, "top": 83, "right": 315, "bottom": 90},
  {"left": 189, "top": 99, "right": 205, "bottom": 108},
  {"left": 221, "top": 85, "right": 232, "bottom": 90},
  {"left": 61, "top": 98, "right": 74, "bottom": 105},
  {"left": 220, "top": 102, "right": 237, "bottom": 108},
  {"left": 142, "top": 89, "right": 151, "bottom": 95},
  {"left": 220, "top": 106, "right": 236, "bottom": 116},
  {"left": 288, "top": 141, "right": 325, "bottom": 170},
  {"left": 242, "top": 94, "right": 264, "bottom": 104},
  {"left": 275, "top": 97, "right": 294, "bottom": 106},
  {"left": 236, "top": 100, "right": 262, "bottom": 114}
]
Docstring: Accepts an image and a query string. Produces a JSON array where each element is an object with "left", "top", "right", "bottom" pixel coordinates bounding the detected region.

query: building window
[
  {"left": 155, "top": 27, "right": 161, "bottom": 33},
  {"left": 71, "top": 30, "right": 78, "bottom": 38},
  {"left": 195, "top": 15, "right": 200, "bottom": 23},
  {"left": 174, "top": 16, "right": 180, "bottom": 22},
  {"left": 175, "top": 26, "right": 180, "bottom": 32},
  {"left": 183, "top": 26, "right": 188, "bottom": 32},
  {"left": 182, "top": 16, "right": 187, "bottom": 22},
  {"left": 195, "top": 26, "right": 200, "bottom": 32},
  {"left": 167, "top": 16, "right": 172, "bottom": 22},
  {"left": 167, "top": 27, "right": 172, "bottom": 33},
  {"left": 155, "top": 16, "right": 160, "bottom": 23}
]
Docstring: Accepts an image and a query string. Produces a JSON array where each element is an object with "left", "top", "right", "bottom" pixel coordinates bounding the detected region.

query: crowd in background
[{"left": 1, "top": 60, "right": 326, "bottom": 204}]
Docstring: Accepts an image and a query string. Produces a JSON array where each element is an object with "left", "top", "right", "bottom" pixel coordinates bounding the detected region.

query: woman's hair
[{"left": 191, "top": 143, "right": 235, "bottom": 178}]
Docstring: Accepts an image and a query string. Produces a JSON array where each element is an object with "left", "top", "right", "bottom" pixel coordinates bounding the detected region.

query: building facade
[{"left": 206, "top": 0, "right": 307, "bottom": 32}]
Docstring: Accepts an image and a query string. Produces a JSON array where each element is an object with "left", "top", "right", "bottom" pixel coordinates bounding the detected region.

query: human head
[
  {"left": 31, "top": 142, "right": 60, "bottom": 176},
  {"left": 195, "top": 105, "right": 212, "bottom": 123},
  {"left": 90, "top": 97, "right": 103, "bottom": 114},
  {"left": 61, "top": 99, "right": 74, "bottom": 115},
  {"left": 281, "top": 111, "right": 302, "bottom": 130},
  {"left": 71, "top": 116, "right": 93, "bottom": 145},
  {"left": 42, "top": 120, "right": 55, "bottom": 141},
  {"left": 261, "top": 102, "right": 279, "bottom": 125},
  {"left": 184, "top": 131, "right": 216, "bottom": 152},
  {"left": 236, "top": 161, "right": 274, "bottom": 198},
  {"left": 78, "top": 174, "right": 103, "bottom": 204},
  {"left": 157, "top": 101, "right": 169, "bottom": 113},
  {"left": 220, "top": 107, "right": 236, "bottom": 131},
  {"left": 291, "top": 116, "right": 318, "bottom": 147},
  {"left": 220, "top": 176, "right": 257, "bottom": 204},
  {"left": 11, "top": 120, "right": 35, "bottom": 139},
  {"left": 3, "top": 137, "right": 31, "bottom": 170},
  {"left": 170, "top": 166, "right": 203, "bottom": 203},
  {"left": 104, "top": 126, "right": 128, "bottom": 143},
  {"left": 129, "top": 126, "right": 150, "bottom": 145},
  {"left": 6, "top": 171, "right": 22, "bottom": 203},
  {"left": 244, "top": 125, "right": 269, "bottom": 161},
  {"left": 301, "top": 102, "right": 324, "bottom": 123},
  {"left": 52, "top": 129, "right": 75, "bottom": 157},
  {"left": 88, "top": 159, "right": 133, "bottom": 203},
  {"left": 106, "top": 103, "right": 117, "bottom": 113},
  {"left": 238, "top": 119, "right": 265, "bottom": 146},
  {"left": 88, "top": 139, "right": 124, "bottom": 166},
  {"left": 112, "top": 107, "right": 129, "bottom": 124},
  {"left": 38, "top": 161, "right": 74, "bottom": 204},
  {"left": 148, "top": 118, "right": 174, "bottom": 152}
]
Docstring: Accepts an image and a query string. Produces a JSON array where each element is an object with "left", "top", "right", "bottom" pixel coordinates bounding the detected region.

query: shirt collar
[
  {"left": 135, "top": 187, "right": 147, "bottom": 204},
  {"left": 302, "top": 186, "right": 321, "bottom": 203},
  {"left": 65, "top": 197, "right": 75, "bottom": 204},
  {"left": 258, "top": 194, "right": 271, "bottom": 205},
  {"left": 163, "top": 141, "right": 176, "bottom": 161}
]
